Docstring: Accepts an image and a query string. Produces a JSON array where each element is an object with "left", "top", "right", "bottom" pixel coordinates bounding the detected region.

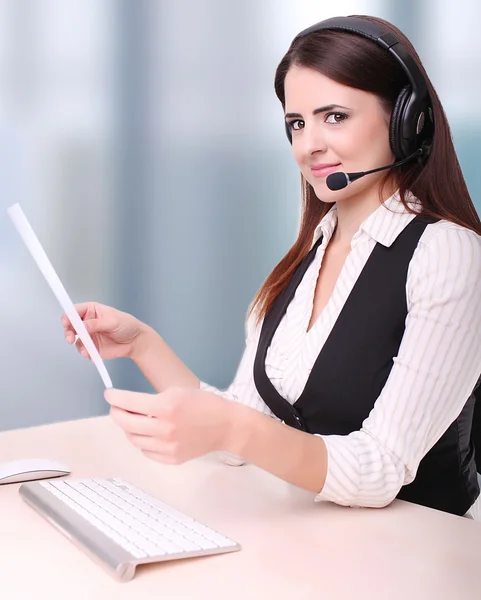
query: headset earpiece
[{"left": 390, "top": 84, "right": 412, "bottom": 159}]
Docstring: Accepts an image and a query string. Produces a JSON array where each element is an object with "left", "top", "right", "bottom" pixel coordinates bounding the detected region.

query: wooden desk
[{"left": 1, "top": 416, "right": 480, "bottom": 599}]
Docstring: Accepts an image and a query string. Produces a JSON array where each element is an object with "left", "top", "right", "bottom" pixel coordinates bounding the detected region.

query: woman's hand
[
  {"left": 62, "top": 302, "right": 145, "bottom": 360},
  {"left": 104, "top": 387, "right": 232, "bottom": 464},
  {"left": 105, "top": 386, "right": 329, "bottom": 494}
]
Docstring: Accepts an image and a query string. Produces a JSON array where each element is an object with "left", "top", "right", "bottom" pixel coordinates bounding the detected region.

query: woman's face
[{"left": 283, "top": 65, "right": 396, "bottom": 204}]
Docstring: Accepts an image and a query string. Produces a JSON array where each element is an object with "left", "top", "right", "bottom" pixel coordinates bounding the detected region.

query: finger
[
  {"left": 105, "top": 388, "right": 160, "bottom": 418},
  {"left": 82, "top": 315, "right": 117, "bottom": 335},
  {"left": 61, "top": 303, "right": 92, "bottom": 328},
  {"left": 63, "top": 322, "right": 77, "bottom": 340},
  {"left": 62, "top": 303, "right": 99, "bottom": 340},
  {"left": 66, "top": 317, "right": 117, "bottom": 347},
  {"left": 65, "top": 330, "right": 76, "bottom": 344},
  {"left": 110, "top": 406, "right": 160, "bottom": 436},
  {"left": 127, "top": 432, "right": 164, "bottom": 453},
  {"left": 66, "top": 318, "right": 97, "bottom": 344},
  {"left": 68, "top": 320, "right": 97, "bottom": 342},
  {"left": 75, "top": 338, "right": 91, "bottom": 360},
  {"left": 141, "top": 449, "right": 179, "bottom": 465}
]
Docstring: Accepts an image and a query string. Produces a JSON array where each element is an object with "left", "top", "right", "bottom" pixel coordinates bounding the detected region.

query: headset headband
[{"left": 289, "top": 16, "right": 433, "bottom": 157}]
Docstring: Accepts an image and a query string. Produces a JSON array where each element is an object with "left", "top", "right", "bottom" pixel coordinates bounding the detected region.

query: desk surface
[{"left": 1, "top": 416, "right": 481, "bottom": 600}]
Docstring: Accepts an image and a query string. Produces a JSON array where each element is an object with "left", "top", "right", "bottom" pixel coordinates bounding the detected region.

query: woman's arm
[
  {"left": 107, "top": 224, "right": 481, "bottom": 507},
  {"left": 313, "top": 224, "right": 481, "bottom": 507},
  {"left": 131, "top": 309, "right": 272, "bottom": 410},
  {"left": 198, "top": 313, "right": 277, "bottom": 465},
  {"left": 224, "top": 400, "right": 328, "bottom": 492},
  {"left": 208, "top": 224, "right": 481, "bottom": 504},
  {"left": 132, "top": 324, "right": 200, "bottom": 392},
  {"left": 105, "top": 385, "right": 328, "bottom": 492},
  {"left": 129, "top": 305, "right": 278, "bottom": 467}
]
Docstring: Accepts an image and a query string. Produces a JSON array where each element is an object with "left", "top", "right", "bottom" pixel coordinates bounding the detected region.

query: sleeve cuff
[
  {"left": 313, "top": 434, "right": 360, "bottom": 506},
  {"left": 216, "top": 451, "right": 246, "bottom": 466}
]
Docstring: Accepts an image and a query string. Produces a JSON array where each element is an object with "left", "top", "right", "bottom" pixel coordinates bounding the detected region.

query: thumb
[{"left": 83, "top": 318, "right": 113, "bottom": 335}]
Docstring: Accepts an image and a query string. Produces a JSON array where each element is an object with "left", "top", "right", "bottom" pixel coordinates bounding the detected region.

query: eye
[
  {"left": 325, "top": 112, "right": 348, "bottom": 124},
  {"left": 287, "top": 119, "right": 304, "bottom": 131}
]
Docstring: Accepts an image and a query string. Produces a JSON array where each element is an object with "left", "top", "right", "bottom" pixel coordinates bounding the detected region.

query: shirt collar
[
  {"left": 310, "top": 190, "right": 422, "bottom": 249},
  {"left": 311, "top": 205, "right": 338, "bottom": 249},
  {"left": 359, "top": 190, "right": 422, "bottom": 247}
]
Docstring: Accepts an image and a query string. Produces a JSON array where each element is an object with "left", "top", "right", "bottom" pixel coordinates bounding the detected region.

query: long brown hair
[{"left": 249, "top": 15, "right": 481, "bottom": 325}]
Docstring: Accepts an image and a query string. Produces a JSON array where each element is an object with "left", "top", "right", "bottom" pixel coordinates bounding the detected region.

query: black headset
[{"left": 284, "top": 16, "right": 434, "bottom": 160}]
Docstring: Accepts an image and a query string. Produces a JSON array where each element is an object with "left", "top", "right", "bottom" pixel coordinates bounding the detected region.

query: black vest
[{"left": 254, "top": 215, "right": 480, "bottom": 516}]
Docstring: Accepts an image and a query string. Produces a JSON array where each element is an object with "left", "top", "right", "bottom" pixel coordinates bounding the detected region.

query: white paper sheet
[{"left": 7, "top": 203, "right": 113, "bottom": 388}]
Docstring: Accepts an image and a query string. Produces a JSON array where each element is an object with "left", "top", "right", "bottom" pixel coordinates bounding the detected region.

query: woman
[{"left": 63, "top": 15, "right": 481, "bottom": 517}]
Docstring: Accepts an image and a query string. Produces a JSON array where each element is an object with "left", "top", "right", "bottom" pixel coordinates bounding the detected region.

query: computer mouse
[{"left": 0, "top": 458, "right": 70, "bottom": 485}]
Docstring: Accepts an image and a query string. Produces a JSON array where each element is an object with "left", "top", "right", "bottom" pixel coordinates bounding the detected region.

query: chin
[{"left": 308, "top": 178, "right": 342, "bottom": 204}]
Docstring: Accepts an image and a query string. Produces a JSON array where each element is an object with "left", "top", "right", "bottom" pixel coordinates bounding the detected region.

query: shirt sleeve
[{"left": 316, "top": 224, "right": 481, "bottom": 508}]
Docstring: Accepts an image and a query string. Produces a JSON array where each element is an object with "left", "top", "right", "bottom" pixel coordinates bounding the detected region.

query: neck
[{"left": 331, "top": 180, "right": 397, "bottom": 246}]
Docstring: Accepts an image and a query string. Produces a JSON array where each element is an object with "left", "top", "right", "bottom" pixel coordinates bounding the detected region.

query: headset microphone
[{"left": 326, "top": 147, "right": 425, "bottom": 191}]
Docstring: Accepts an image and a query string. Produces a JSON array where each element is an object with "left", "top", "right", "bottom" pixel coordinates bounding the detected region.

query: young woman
[{"left": 63, "top": 15, "right": 481, "bottom": 518}]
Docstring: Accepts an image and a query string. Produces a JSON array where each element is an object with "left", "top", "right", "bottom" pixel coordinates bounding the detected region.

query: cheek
[
  {"left": 292, "top": 144, "right": 304, "bottom": 167},
  {"left": 335, "top": 125, "right": 373, "bottom": 157},
  {"left": 337, "top": 122, "right": 391, "bottom": 165},
  {"left": 331, "top": 133, "right": 359, "bottom": 158},
  {"left": 362, "top": 119, "right": 392, "bottom": 154}
]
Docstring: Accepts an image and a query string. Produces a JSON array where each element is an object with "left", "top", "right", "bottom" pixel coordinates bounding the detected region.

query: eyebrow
[{"left": 284, "top": 104, "right": 351, "bottom": 120}]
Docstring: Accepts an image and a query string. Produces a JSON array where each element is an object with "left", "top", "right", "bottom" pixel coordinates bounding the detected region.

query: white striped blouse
[{"left": 201, "top": 191, "right": 481, "bottom": 517}]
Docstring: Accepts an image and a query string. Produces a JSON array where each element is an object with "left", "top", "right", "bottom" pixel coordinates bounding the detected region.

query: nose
[{"left": 300, "top": 121, "right": 328, "bottom": 157}]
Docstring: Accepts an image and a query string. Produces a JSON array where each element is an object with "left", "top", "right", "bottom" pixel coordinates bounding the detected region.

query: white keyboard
[{"left": 19, "top": 477, "right": 240, "bottom": 582}]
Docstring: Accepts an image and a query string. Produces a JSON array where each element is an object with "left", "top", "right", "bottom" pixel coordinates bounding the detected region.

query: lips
[{"left": 310, "top": 163, "right": 341, "bottom": 178}]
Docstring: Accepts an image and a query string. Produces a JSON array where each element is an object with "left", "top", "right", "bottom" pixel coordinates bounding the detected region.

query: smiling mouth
[{"left": 310, "top": 164, "right": 342, "bottom": 178}]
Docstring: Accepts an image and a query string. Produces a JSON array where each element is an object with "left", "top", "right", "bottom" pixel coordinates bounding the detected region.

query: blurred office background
[{"left": 0, "top": 0, "right": 480, "bottom": 430}]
